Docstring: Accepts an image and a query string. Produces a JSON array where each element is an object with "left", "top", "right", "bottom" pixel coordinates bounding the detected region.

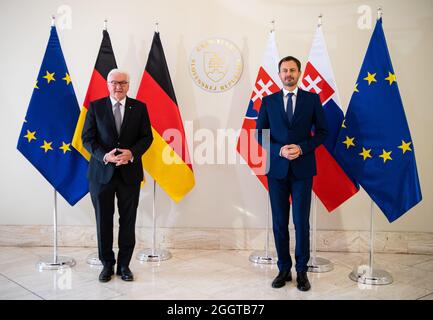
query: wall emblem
[{"left": 190, "top": 38, "right": 243, "bottom": 93}]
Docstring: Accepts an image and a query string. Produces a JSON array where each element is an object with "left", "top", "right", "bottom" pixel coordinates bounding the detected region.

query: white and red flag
[
  {"left": 237, "top": 31, "right": 282, "bottom": 189},
  {"left": 300, "top": 25, "right": 358, "bottom": 211}
]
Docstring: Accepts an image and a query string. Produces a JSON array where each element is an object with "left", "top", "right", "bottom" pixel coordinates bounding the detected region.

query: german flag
[
  {"left": 72, "top": 30, "right": 117, "bottom": 160},
  {"left": 136, "top": 32, "right": 195, "bottom": 202}
]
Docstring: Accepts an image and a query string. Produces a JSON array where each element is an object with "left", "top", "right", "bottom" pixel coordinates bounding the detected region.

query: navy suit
[
  {"left": 256, "top": 88, "right": 328, "bottom": 272},
  {"left": 82, "top": 96, "right": 153, "bottom": 267}
]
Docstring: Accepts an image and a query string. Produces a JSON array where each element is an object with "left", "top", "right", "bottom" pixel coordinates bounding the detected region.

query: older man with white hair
[{"left": 82, "top": 69, "right": 153, "bottom": 282}]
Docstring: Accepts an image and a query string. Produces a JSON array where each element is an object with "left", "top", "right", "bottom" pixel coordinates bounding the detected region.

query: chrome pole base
[
  {"left": 86, "top": 252, "right": 102, "bottom": 266},
  {"left": 136, "top": 249, "right": 172, "bottom": 262},
  {"left": 37, "top": 256, "right": 75, "bottom": 271},
  {"left": 349, "top": 265, "right": 393, "bottom": 285},
  {"left": 249, "top": 250, "right": 278, "bottom": 264},
  {"left": 308, "top": 256, "right": 334, "bottom": 273}
]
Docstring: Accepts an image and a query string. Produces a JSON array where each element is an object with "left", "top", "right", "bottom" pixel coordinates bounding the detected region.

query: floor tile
[{"left": 0, "top": 247, "right": 432, "bottom": 300}]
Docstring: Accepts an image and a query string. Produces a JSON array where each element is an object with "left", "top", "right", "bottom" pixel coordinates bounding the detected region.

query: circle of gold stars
[
  {"left": 23, "top": 128, "right": 73, "bottom": 155},
  {"left": 353, "top": 70, "right": 397, "bottom": 93},
  {"left": 340, "top": 119, "right": 413, "bottom": 164},
  {"left": 342, "top": 70, "right": 409, "bottom": 164},
  {"left": 24, "top": 69, "right": 75, "bottom": 155}
]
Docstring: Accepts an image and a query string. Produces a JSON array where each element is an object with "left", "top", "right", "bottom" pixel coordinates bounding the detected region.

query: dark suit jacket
[
  {"left": 256, "top": 88, "right": 328, "bottom": 179},
  {"left": 82, "top": 96, "right": 153, "bottom": 185}
]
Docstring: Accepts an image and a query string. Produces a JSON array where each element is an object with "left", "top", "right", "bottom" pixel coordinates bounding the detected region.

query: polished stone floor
[{"left": 1, "top": 246, "right": 433, "bottom": 300}]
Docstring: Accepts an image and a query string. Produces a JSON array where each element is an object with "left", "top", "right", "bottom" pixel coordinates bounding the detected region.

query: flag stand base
[
  {"left": 308, "top": 194, "right": 334, "bottom": 273},
  {"left": 349, "top": 201, "right": 393, "bottom": 285},
  {"left": 37, "top": 190, "right": 76, "bottom": 271},
  {"left": 136, "top": 181, "right": 172, "bottom": 263},
  {"left": 308, "top": 256, "right": 334, "bottom": 273},
  {"left": 349, "top": 265, "right": 393, "bottom": 285},
  {"left": 86, "top": 252, "right": 102, "bottom": 266},
  {"left": 249, "top": 194, "right": 277, "bottom": 265},
  {"left": 37, "top": 256, "right": 75, "bottom": 271},
  {"left": 137, "top": 249, "right": 172, "bottom": 262},
  {"left": 249, "top": 250, "right": 278, "bottom": 264}
]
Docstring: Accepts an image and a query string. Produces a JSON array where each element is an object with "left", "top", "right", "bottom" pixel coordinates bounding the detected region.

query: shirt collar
[
  {"left": 110, "top": 96, "right": 127, "bottom": 107},
  {"left": 283, "top": 87, "right": 298, "bottom": 97}
]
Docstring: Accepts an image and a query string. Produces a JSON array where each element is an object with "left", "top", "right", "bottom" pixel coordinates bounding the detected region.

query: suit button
[{"left": 117, "top": 142, "right": 120, "bottom": 146}]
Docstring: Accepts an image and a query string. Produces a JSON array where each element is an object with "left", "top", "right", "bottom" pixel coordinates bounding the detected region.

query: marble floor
[{"left": 1, "top": 246, "right": 433, "bottom": 300}]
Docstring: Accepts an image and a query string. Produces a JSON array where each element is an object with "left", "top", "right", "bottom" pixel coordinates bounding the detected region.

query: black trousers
[{"left": 89, "top": 170, "right": 140, "bottom": 267}]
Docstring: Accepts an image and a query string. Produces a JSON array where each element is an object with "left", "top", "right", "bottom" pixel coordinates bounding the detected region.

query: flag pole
[
  {"left": 29, "top": 15, "right": 78, "bottom": 271},
  {"left": 349, "top": 7, "right": 393, "bottom": 285},
  {"left": 369, "top": 199, "right": 374, "bottom": 272},
  {"left": 265, "top": 194, "right": 270, "bottom": 257},
  {"left": 137, "top": 179, "right": 172, "bottom": 262},
  {"left": 377, "top": 6, "right": 383, "bottom": 20},
  {"left": 152, "top": 180, "right": 157, "bottom": 256},
  {"left": 348, "top": 6, "right": 392, "bottom": 286},
  {"left": 35, "top": 16, "right": 77, "bottom": 271},
  {"left": 86, "top": 19, "right": 111, "bottom": 267},
  {"left": 36, "top": 187, "right": 76, "bottom": 271},
  {"left": 307, "top": 14, "right": 334, "bottom": 273},
  {"left": 249, "top": 193, "right": 277, "bottom": 264},
  {"left": 136, "top": 22, "right": 171, "bottom": 263},
  {"left": 53, "top": 189, "right": 58, "bottom": 264},
  {"left": 307, "top": 193, "right": 333, "bottom": 272},
  {"left": 248, "top": 19, "right": 279, "bottom": 265},
  {"left": 349, "top": 199, "right": 393, "bottom": 285}
]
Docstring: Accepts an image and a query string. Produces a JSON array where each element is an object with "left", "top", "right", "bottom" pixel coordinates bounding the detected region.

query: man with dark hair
[
  {"left": 278, "top": 56, "right": 301, "bottom": 73},
  {"left": 256, "top": 56, "right": 328, "bottom": 291}
]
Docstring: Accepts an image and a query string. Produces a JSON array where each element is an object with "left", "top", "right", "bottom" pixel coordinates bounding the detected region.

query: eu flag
[
  {"left": 17, "top": 26, "right": 88, "bottom": 206},
  {"left": 334, "top": 18, "right": 422, "bottom": 222}
]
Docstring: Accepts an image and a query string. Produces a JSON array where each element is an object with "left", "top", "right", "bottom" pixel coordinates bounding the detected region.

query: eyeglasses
[{"left": 108, "top": 81, "right": 129, "bottom": 87}]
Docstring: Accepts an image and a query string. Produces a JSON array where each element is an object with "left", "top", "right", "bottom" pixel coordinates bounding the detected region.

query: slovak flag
[
  {"left": 300, "top": 25, "right": 358, "bottom": 211},
  {"left": 237, "top": 31, "right": 282, "bottom": 189}
]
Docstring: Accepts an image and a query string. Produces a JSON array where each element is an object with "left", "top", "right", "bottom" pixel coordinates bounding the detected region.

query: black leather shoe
[
  {"left": 99, "top": 265, "right": 114, "bottom": 282},
  {"left": 296, "top": 272, "right": 311, "bottom": 291},
  {"left": 116, "top": 266, "right": 134, "bottom": 281},
  {"left": 271, "top": 271, "right": 292, "bottom": 288}
]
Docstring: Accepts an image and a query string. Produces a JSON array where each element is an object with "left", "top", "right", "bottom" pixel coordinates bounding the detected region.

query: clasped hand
[
  {"left": 281, "top": 144, "right": 301, "bottom": 160},
  {"left": 105, "top": 148, "right": 132, "bottom": 166}
]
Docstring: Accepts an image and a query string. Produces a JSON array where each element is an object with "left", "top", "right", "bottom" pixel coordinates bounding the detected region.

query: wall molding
[{"left": 0, "top": 225, "right": 432, "bottom": 254}]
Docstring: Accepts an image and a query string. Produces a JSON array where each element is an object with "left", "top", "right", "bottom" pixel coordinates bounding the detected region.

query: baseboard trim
[{"left": 0, "top": 225, "right": 432, "bottom": 254}]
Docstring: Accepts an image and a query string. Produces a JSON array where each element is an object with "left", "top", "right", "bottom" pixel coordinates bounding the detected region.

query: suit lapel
[
  {"left": 276, "top": 90, "right": 289, "bottom": 126},
  {"left": 106, "top": 98, "right": 118, "bottom": 137},
  {"left": 292, "top": 88, "right": 305, "bottom": 125},
  {"left": 119, "top": 97, "right": 133, "bottom": 137}
]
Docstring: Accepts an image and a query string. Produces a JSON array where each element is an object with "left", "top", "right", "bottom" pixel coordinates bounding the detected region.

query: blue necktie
[{"left": 286, "top": 92, "right": 294, "bottom": 123}]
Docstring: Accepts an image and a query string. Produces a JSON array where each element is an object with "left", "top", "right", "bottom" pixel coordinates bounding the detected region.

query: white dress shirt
[
  {"left": 282, "top": 86, "right": 298, "bottom": 114},
  {"left": 104, "top": 96, "right": 132, "bottom": 164},
  {"left": 280, "top": 87, "right": 302, "bottom": 157},
  {"left": 110, "top": 96, "right": 126, "bottom": 121}
]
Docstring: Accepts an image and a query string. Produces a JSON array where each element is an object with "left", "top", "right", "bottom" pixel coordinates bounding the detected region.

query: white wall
[{"left": 1, "top": 0, "right": 432, "bottom": 232}]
